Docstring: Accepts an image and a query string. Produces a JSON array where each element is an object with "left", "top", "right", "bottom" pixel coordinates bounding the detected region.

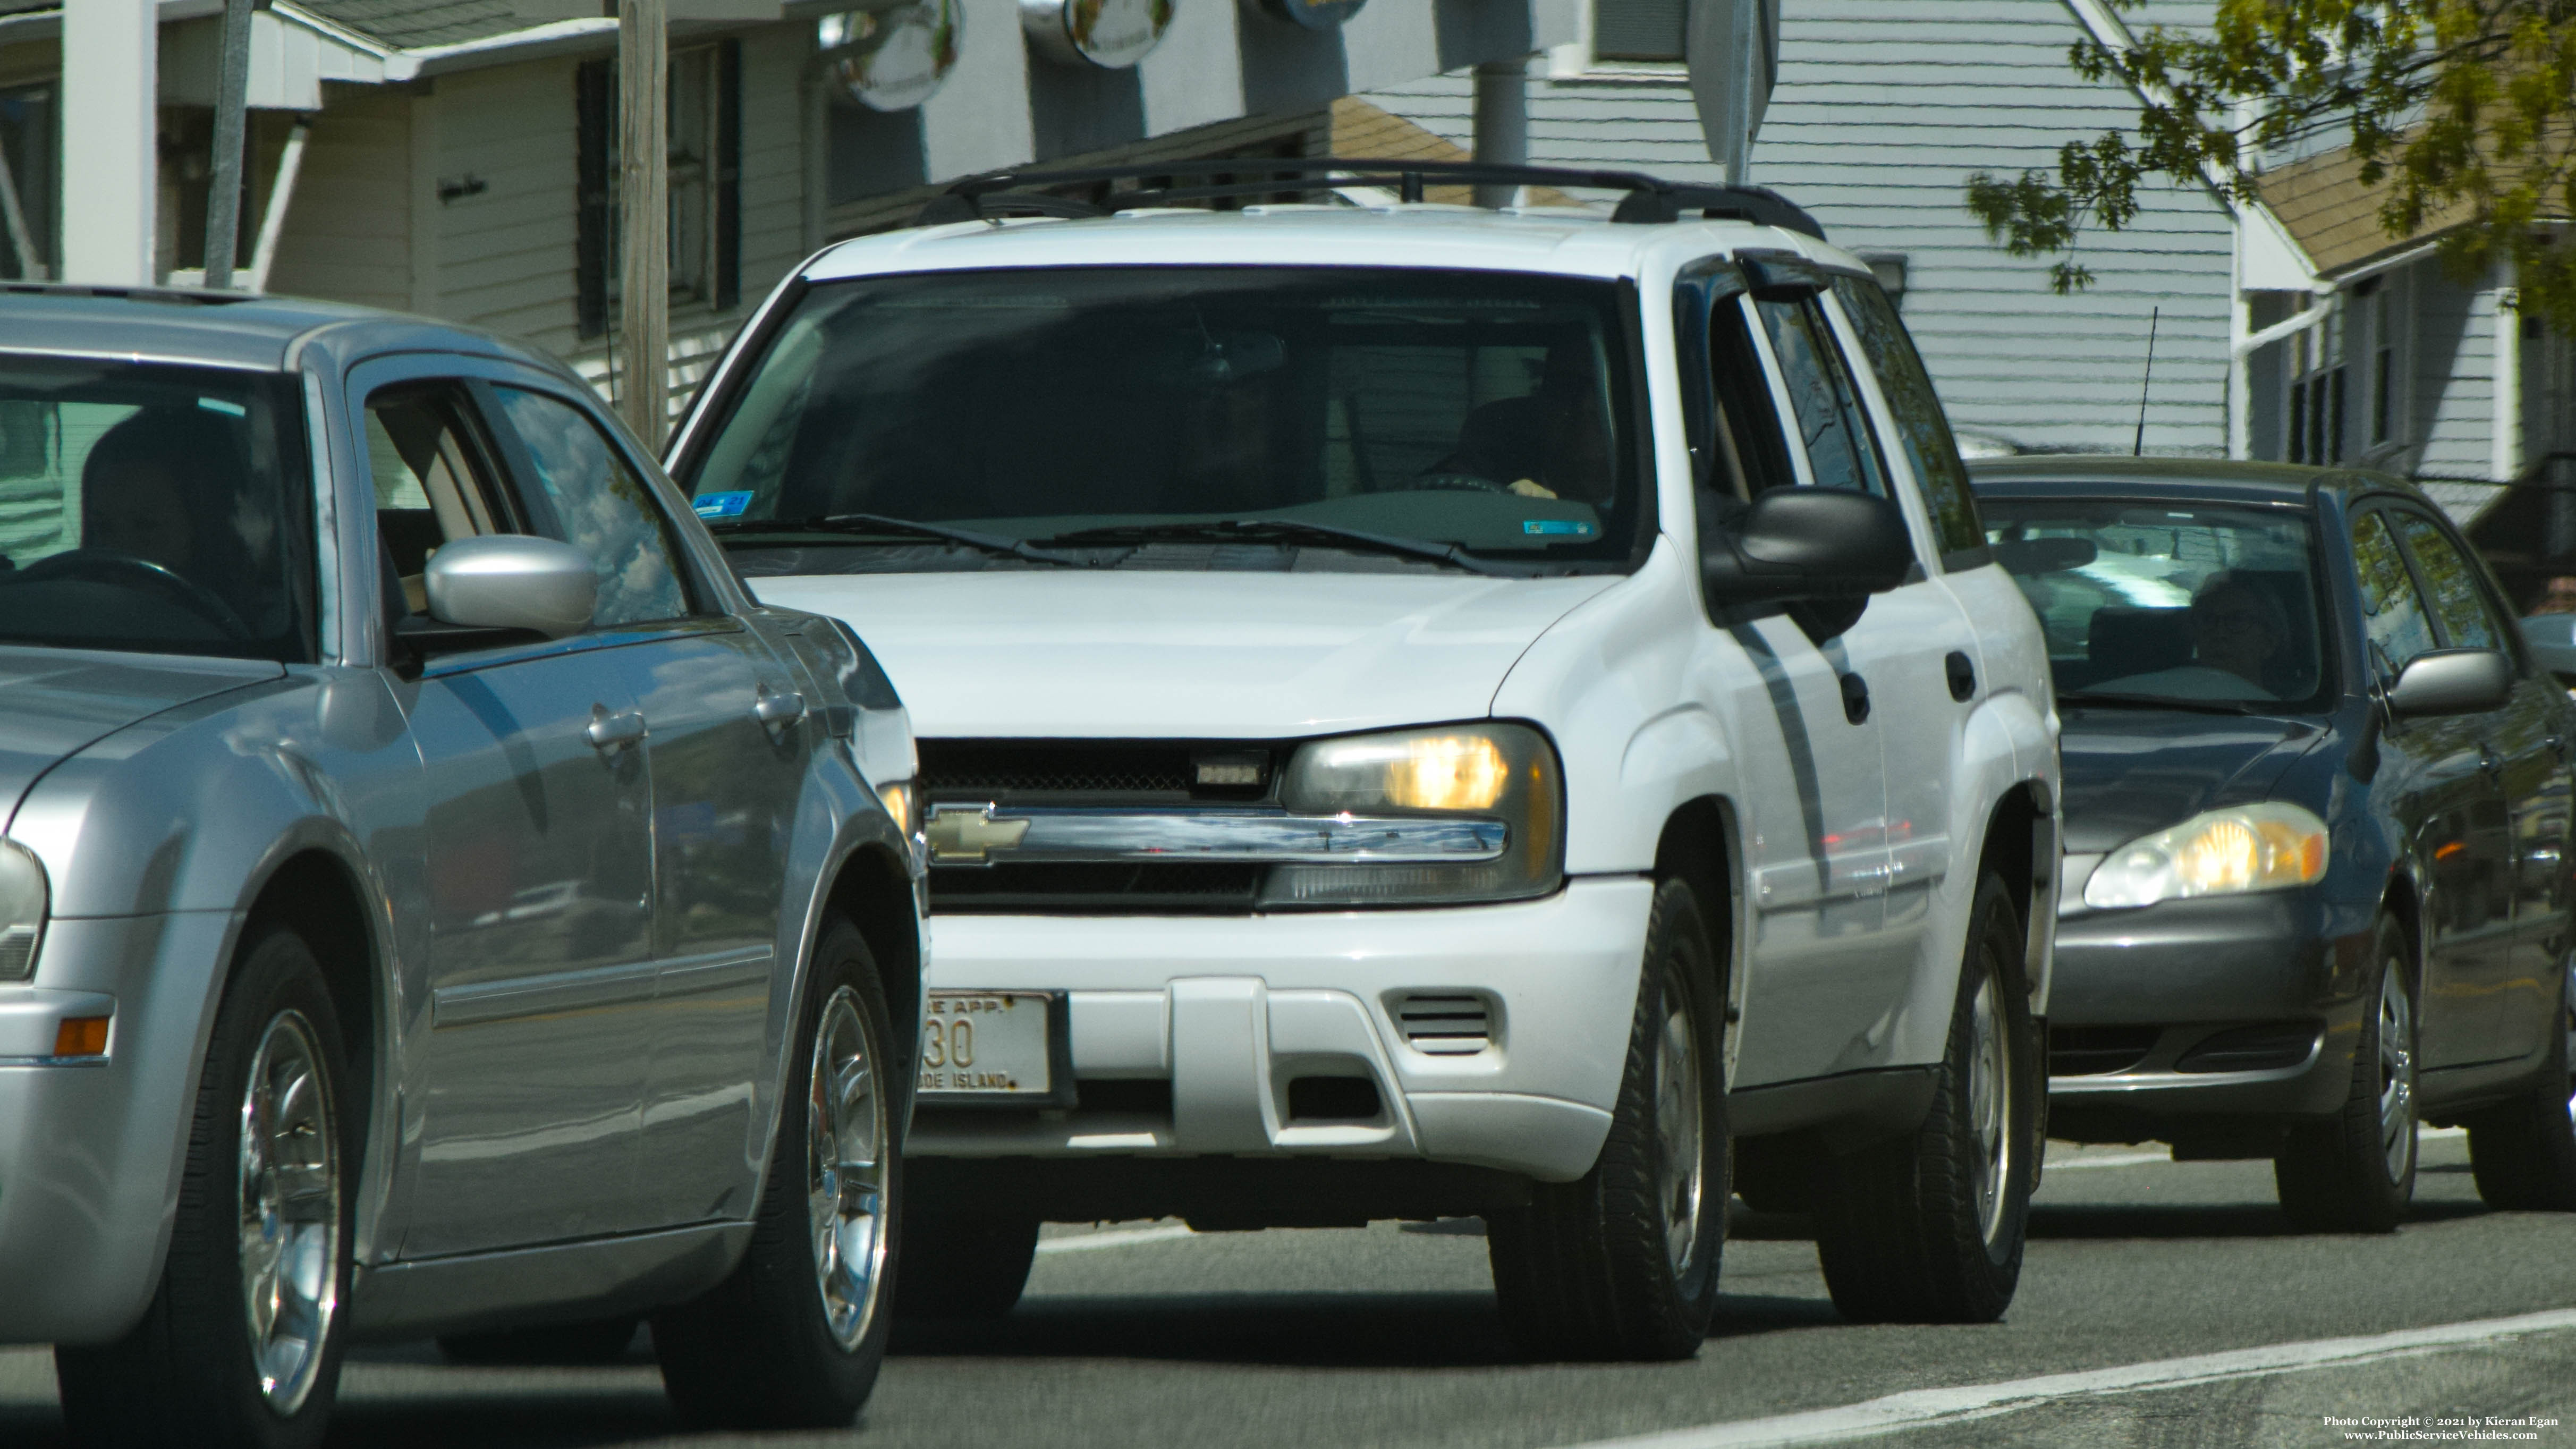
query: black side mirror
[
  {"left": 2385, "top": 648, "right": 2515, "bottom": 719},
  {"left": 1701, "top": 487, "right": 1914, "bottom": 627}
]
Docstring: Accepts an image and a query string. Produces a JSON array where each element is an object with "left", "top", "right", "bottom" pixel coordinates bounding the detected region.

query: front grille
[
  {"left": 2175, "top": 1022, "right": 2319, "bottom": 1074},
  {"left": 920, "top": 739, "right": 1274, "bottom": 804},
  {"left": 1394, "top": 993, "right": 1494, "bottom": 1055},
  {"left": 2048, "top": 1026, "right": 2160, "bottom": 1077},
  {"left": 929, "top": 861, "right": 1261, "bottom": 915}
]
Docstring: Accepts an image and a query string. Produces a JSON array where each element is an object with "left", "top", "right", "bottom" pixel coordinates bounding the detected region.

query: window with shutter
[{"left": 1592, "top": 0, "right": 1685, "bottom": 62}]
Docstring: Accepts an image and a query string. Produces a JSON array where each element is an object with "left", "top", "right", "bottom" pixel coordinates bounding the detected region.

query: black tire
[
  {"left": 55, "top": 923, "right": 355, "bottom": 1449},
  {"left": 1486, "top": 877, "right": 1727, "bottom": 1361},
  {"left": 653, "top": 917, "right": 900, "bottom": 1429},
  {"left": 2464, "top": 959, "right": 2576, "bottom": 1211},
  {"left": 437, "top": 1315, "right": 643, "bottom": 1366},
  {"left": 2275, "top": 916, "right": 2417, "bottom": 1232},
  {"left": 895, "top": 1217, "right": 1040, "bottom": 1320},
  {"left": 1814, "top": 870, "right": 2039, "bottom": 1325}
]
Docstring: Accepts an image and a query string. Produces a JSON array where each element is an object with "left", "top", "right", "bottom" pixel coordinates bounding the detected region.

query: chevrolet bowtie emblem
[{"left": 925, "top": 803, "right": 1030, "bottom": 864}]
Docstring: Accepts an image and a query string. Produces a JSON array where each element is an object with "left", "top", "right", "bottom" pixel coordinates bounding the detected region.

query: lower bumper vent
[
  {"left": 2175, "top": 1022, "right": 2319, "bottom": 1074},
  {"left": 1394, "top": 993, "right": 1493, "bottom": 1055},
  {"left": 2048, "top": 1026, "right": 2160, "bottom": 1077}
]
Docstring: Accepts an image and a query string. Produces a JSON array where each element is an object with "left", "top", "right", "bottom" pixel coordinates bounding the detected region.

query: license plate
[{"left": 917, "top": 991, "right": 1066, "bottom": 1103}]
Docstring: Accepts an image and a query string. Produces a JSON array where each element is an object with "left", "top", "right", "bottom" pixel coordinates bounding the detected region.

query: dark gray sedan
[
  {"left": 1977, "top": 457, "right": 2576, "bottom": 1232},
  {"left": 0, "top": 287, "right": 924, "bottom": 1446}
]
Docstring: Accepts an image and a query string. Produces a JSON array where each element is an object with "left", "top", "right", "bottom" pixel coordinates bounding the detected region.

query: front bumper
[
  {"left": 2045, "top": 880, "right": 2372, "bottom": 1132},
  {"left": 910, "top": 876, "right": 1654, "bottom": 1183},
  {"left": 0, "top": 912, "right": 235, "bottom": 1344}
]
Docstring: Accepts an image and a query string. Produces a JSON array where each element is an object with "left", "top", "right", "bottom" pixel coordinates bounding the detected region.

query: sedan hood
[
  {"left": 747, "top": 570, "right": 1619, "bottom": 738},
  {"left": 0, "top": 650, "right": 283, "bottom": 826},
  {"left": 2058, "top": 707, "right": 2325, "bottom": 852}
]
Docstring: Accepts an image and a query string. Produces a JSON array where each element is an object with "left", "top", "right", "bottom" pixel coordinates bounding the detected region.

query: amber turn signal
[{"left": 53, "top": 1016, "right": 108, "bottom": 1058}]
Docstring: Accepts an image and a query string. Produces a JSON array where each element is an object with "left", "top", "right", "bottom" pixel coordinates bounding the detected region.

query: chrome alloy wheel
[
  {"left": 237, "top": 1009, "right": 340, "bottom": 1416},
  {"left": 807, "top": 985, "right": 889, "bottom": 1350},
  {"left": 1653, "top": 961, "right": 1707, "bottom": 1281},
  {"left": 1967, "top": 972, "right": 2014, "bottom": 1247},
  {"left": 2378, "top": 962, "right": 2419, "bottom": 1181}
]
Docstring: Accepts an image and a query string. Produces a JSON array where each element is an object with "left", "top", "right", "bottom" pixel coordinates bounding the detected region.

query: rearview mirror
[
  {"left": 2385, "top": 648, "right": 2514, "bottom": 719},
  {"left": 1701, "top": 487, "right": 1914, "bottom": 611},
  {"left": 425, "top": 535, "right": 597, "bottom": 639}
]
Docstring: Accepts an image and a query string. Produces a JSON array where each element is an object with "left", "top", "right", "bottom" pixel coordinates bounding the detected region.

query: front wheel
[
  {"left": 653, "top": 917, "right": 899, "bottom": 1428},
  {"left": 55, "top": 923, "right": 355, "bottom": 1449},
  {"left": 2464, "top": 957, "right": 2576, "bottom": 1211},
  {"left": 2274, "top": 917, "right": 2417, "bottom": 1232},
  {"left": 1486, "top": 876, "right": 1727, "bottom": 1361},
  {"left": 1814, "top": 870, "right": 2039, "bottom": 1324}
]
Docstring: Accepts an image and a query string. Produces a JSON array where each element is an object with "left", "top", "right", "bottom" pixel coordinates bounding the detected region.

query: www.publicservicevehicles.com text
[{"left": 2328, "top": 1416, "right": 2557, "bottom": 1442}]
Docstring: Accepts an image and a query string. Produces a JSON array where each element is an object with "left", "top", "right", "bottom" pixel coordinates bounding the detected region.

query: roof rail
[{"left": 913, "top": 156, "right": 1826, "bottom": 239}]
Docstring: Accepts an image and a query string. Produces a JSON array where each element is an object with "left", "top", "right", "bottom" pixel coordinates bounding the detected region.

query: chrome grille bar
[{"left": 925, "top": 804, "right": 1506, "bottom": 866}]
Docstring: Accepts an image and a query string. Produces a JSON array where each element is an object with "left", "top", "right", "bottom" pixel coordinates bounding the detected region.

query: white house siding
[
  {"left": 1362, "top": 0, "right": 2240, "bottom": 455},
  {"left": 432, "top": 60, "right": 582, "bottom": 360},
  {"left": 264, "top": 82, "right": 412, "bottom": 312},
  {"left": 737, "top": 26, "right": 811, "bottom": 305},
  {"left": 2413, "top": 264, "right": 2498, "bottom": 480}
]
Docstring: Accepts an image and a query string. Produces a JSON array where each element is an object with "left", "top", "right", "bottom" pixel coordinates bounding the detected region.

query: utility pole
[
  {"left": 205, "top": 0, "right": 256, "bottom": 289},
  {"left": 62, "top": 0, "right": 157, "bottom": 285},
  {"left": 616, "top": 0, "right": 670, "bottom": 446}
]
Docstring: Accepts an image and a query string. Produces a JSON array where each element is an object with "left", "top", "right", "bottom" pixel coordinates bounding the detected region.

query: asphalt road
[{"left": 5, "top": 1131, "right": 2574, "bottom": 1448}]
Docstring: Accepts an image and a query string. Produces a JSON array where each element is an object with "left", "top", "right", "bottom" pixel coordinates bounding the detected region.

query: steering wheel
[
  {"left": 1406, "top": 471, "right": 1512, "bottom": 494},
  {"left": 18, "top": 549, "right": 255, "bottom": 640}
]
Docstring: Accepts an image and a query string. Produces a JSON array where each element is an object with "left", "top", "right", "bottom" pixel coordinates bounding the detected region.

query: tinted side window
[
  {"left": 1830, "top": 276, "right": 1984, "bottom": 561},
  {"left": 487, "top": 386, "right": 693, "bottom": 628},
  {"left": 2392, "top": 511, "right": 2505, "bottom": 654},
  {"left": 1754, "top": 295, "right": 1890, "bottom": 497},
  {"left": 2352, "top": 510, "right": 2438, "bottom": 676}
]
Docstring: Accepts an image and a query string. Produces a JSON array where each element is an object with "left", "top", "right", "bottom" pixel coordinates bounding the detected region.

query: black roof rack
[{"left": 913, "top": 156, "right": 1826, "bottom": 240}]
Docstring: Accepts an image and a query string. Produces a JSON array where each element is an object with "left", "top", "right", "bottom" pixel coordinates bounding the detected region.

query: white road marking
[
  {"left": 2041, "top": 1126, "right": 2465, "bottom": 1173},
  {"left": 1556, "top": 1308, "right": 2576, "bottom": 1449},
  {"left": 1034, "top": 1225, "right": 1198, "bottom": 1255}
]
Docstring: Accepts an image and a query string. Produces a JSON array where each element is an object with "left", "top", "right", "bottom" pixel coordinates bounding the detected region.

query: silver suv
[{"left": 0, "top": 290, "right": 922, "bottom": 1445}]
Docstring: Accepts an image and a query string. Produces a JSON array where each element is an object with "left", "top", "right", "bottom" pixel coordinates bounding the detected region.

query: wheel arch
[
  {"left": 822, "top": 841, "right": 923, "bottom": 1099},
  {"left": 1970, "top": 779, "right": 2056, "bottom": 1011},
  {"left": 1654, "top": 794, "right": 1742, "bottom": 1086}
]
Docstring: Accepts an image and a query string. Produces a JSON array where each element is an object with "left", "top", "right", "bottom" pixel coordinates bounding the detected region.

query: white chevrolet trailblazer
[{"left": 667, "top": 159, "right": 2061, "bottom": 1359}]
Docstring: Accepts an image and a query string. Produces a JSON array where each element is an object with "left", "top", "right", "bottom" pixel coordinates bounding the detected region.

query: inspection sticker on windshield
[
  {"left": 918, "top": 992, "right": 1069, "bottom": 1104},
  {"left": 1524, "top": 519, "right": 1594, "bottom": 536},
  {"left": 693, "top": 490, "right": 753, "bottom": 519}
]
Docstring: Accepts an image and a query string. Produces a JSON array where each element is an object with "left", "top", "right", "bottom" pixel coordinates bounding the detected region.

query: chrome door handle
[
  {"left": 586, "top": 706, "right": 647, "bottom": 751},
  {"left": 753, "top": 686, "right": 807, "bottom": 733}
]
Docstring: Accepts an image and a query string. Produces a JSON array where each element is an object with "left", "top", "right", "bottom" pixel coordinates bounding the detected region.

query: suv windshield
[
  {"left": 0, "top": 358, "right": 312, "bottom": 662},
  {"left": 676, "top": 266, "right": 1645, "bottom": 574},
  {"left": 1984, "top": 497, "right": 2330, "bottom": 710}
]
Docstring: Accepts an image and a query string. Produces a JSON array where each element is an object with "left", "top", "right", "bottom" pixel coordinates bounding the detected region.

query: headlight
[
  {"left": 2083, "top": 803, "right": 2329, "bottom": 909},
  {"left": 0, "top": 838, "right": 48, "bottom": 982},
  {"left": 1262, "top": 723, "right": 1562, "bottom": 907}
]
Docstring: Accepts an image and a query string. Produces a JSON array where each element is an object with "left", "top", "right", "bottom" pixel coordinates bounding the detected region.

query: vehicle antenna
[{"left": 2132, "top": 304, "right": 2160, "bottom": 456}]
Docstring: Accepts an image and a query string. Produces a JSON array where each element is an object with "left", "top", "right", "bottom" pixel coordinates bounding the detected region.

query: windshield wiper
[
  {"left": 706, "top": 512, "right": 1088, "bottom": 566},
  {"left": 2057, "top": 690, "right": 2269, "bottom": 716},
  {"left": 1027, "top": 519, "right": 1514, "bottom": 577}
]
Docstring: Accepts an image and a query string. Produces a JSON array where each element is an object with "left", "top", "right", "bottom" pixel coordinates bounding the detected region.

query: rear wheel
[
  {"left": 1486, "top": 877, "right": 1726, "bottom": 1361},
  {"left": 55, "top": 924, "right": 354, "bottom": 1449},
  {"left": 1814, "top": 870, "right": 2038, "bottom": 1324},
  {"left": 2464, "top": 957, "right": 2576, "bottom": 1211},
  {"left": 895, "top": 1217, "right": 1040, "bottom": 1320},
  {"left": 653, "top": 917, "right": 897, "bottom": 1428},
  {"left": 2275, "top": 917, "right": 2417, "bottom": 1232}
]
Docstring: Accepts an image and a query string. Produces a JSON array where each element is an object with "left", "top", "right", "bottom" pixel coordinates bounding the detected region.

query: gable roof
[{"left": 2253, "top": 143, "right": 2472, "bottom": 281}]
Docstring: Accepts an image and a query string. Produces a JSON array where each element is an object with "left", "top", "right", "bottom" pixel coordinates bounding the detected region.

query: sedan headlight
[
  {"left": 2083, "top": 803, "right": 2329, "bottom": 910},
  {"left": 1261, "top": 723, "right": 1562, "bottom": 907},
  {"left": 0, "top": 838, "right": 48, "bottom": 982}
]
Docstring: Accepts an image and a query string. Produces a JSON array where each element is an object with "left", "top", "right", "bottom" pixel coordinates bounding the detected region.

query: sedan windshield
[
  {"left": 675, "top": 267, "right": 1644, "bottom": 574},
  {"left": 1984, "top": 497, "right": 2329, "bottom": 709},
  {"left": 0, "top": 358, "right": 311, "bottom": 662}
]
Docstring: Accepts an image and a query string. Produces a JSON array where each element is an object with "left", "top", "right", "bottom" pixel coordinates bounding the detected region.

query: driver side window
[
  {"left": 2351, "top": 510, "right": 2437, "bottom": 680},
  {"left": 364, "top": 384, "right": 516, "bottom": 617}
]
